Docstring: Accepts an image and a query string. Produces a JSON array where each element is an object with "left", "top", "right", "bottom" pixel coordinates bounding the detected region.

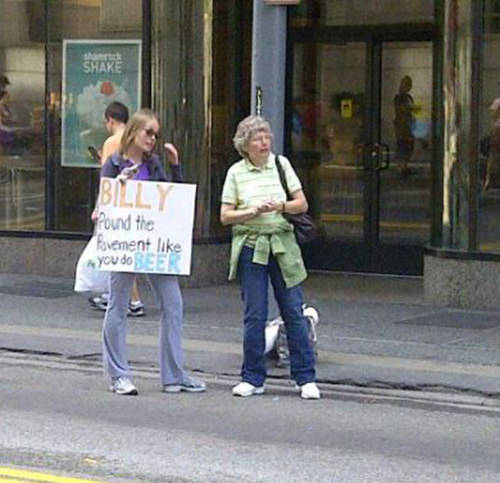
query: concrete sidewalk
[{"left": 1, "top": 271, "right": 500, "bottom": 397}]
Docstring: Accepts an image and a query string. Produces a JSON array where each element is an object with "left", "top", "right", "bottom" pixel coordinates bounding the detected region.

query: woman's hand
[
  {"left": 117, "top": 164, "right": 139, "bottom": 184},
  {"left": 164, "top": 143, "right": 179, "bottom": 165},
  {"left": 255, "top": 200, "right": 283, "bottom": 214},
  {"left": 220, "top": 199, "right": 287, "bottom": 226}
]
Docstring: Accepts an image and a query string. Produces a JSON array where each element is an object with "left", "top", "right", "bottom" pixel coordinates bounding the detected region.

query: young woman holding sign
[{"left": 99, "top": 108, "right": 206, "bottom": 396}]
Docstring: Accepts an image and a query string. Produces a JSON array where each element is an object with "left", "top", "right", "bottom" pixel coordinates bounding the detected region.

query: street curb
[{"left": 2, "top": 350, "right": 500, "bottom": 415}]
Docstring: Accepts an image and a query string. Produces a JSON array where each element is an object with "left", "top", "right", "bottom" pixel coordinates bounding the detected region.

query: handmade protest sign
[{"left": 94, "top": 178, "right": 196, "bottom": 275}]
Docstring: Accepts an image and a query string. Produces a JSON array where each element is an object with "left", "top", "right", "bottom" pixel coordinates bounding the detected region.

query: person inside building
[
  {"left": 220, "top": 115, "right": 320, "bottom": 400},
  {"left": 0, "top": 88, "right": 15, "bottom": 153},
  {"left": 89, "top": 101, "right": 146, "bottom": 316},
  {"left": 0, "top": 75, "right": 30, "bottom": 155},
  {"left": 0, "top": 75, "right": 12, "bottom": 122},
  {"left": 100, "top": 108, "right": 206, "bottom": 395},
  {"left": 483, "top": 98, "right": 500, "bottom": 191},
  {"left": 394, "top": 75, "right": 416, "bottom": 176}
]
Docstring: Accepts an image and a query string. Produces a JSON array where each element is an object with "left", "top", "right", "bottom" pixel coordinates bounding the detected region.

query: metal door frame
[{"left": 285, "top": 24, "right": 437, "bottom": 274}]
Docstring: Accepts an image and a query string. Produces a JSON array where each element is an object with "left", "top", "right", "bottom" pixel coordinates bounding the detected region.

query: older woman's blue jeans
[{"left": 237, "top": 246, "right": 316, "bottom": 387}]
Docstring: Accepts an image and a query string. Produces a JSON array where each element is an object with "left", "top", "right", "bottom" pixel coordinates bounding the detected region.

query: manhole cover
[{"left": 396, "top": 310, "right": 500, "bottom": 330}]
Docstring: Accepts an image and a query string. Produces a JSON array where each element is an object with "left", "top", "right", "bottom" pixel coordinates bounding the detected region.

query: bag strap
[{"left": 275, "top": 155, "right": 292, "bottom": 201}]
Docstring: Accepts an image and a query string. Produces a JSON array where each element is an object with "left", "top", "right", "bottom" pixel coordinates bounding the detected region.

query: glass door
[
  {"left": 287, "top": 39, "right": 433, "bottom": 274},
  {"left": 374, "top": 41, "right": 433, "bottom": 272}
]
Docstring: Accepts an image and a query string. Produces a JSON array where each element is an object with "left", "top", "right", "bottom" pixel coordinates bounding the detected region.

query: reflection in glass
[
  {"left": 291, "top": 42, "right": 366, "bottom": 241},
  {"left": 290, "top": 0, "right": 435, "bottom": 27},
  {"left": 210, "top": 0, "right": 252, "bottom": 239},
  {"left": 479, "top": 1, "right": 500, "bottom": 252},
  {"left": 0, "top": 0, "right": 46, "bottom": 230},
  {"left": 47, "top": 0, "right": 142, "bottom": 233},
  {"left": 379, "top": 42, "right": 433, "bottom": 244}
]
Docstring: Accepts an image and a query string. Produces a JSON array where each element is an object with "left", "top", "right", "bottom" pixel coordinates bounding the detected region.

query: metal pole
[{"left": 251, "top": 0, "right": 287, "bottom": 152}]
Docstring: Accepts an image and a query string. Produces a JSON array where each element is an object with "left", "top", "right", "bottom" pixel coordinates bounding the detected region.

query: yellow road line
[{"left": 0, "top": 468, "right": 113, "bottom": 483}]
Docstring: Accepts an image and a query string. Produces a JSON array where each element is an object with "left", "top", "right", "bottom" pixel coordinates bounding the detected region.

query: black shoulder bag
[{"left": 275, "top": 155, "right": 319, "bottom": 245}]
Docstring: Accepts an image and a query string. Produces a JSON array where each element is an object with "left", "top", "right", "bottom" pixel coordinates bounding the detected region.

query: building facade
[{"left": 0, "top": 0, "right": 499, "bottom": 308}]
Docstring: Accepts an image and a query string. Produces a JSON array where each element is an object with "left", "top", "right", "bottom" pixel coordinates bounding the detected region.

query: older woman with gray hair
[{"left": 220, "top": 115, "right": 320, "bottom": 399}]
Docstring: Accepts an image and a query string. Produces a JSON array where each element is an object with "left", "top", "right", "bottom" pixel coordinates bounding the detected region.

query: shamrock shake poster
[{"left": 62, "top": 40, "right": 141, "bottom": 167}]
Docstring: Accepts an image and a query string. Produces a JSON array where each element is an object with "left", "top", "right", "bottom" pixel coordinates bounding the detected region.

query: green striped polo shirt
[
  {"left": 221, "top": 153, "right": 302, "bottom": 228},
  {"left": 221, "top": 153, "right": 307, "bottom": 287}
]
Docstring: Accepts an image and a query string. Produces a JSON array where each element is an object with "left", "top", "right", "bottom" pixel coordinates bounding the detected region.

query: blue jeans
[{"left": 237, "top": 246, "right": 316, "bottom": 387}]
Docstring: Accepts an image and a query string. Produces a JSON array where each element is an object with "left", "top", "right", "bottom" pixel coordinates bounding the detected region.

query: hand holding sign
[{"left": 117, "top": 163, "right": 140, "bottom": 184}]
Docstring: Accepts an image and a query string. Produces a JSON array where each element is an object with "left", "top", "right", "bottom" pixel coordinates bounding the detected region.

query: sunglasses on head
[{"left": 144, "top": 128, "right": 161, "bottom": 140}]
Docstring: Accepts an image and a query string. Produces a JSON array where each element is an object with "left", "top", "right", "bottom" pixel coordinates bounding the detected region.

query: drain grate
[
  {"left": 0, "top": 281, "right": 74, "bottom": 299},
  {"left": 396, "top": 310, "right": 500, "bottom": 330}
]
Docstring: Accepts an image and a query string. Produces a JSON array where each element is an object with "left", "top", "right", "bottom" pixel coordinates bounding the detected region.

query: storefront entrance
[{"left": 287, "top": 31, "right": 436, "bottom": 275}]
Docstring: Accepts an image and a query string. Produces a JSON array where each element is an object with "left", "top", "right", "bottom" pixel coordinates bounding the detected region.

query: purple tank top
[{"left": 124, "top": 160, "right": 150, "bottom": 181}]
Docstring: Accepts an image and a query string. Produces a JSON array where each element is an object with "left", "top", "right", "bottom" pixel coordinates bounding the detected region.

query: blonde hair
[
  {"left": 119, "top": 108, "right": 160, "bottom": 156},
  {"left": 233, "top": 115, "right": 273, "bottom": 157}
]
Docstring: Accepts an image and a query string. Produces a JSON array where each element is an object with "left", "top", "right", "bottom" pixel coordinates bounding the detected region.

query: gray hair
[{"left": 233, "top": 115, "right": 274, "bottom": 157}]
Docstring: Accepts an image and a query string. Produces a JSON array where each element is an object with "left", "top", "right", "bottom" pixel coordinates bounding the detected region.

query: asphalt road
[{"left": 1, "top": 352, "right": 500, "bottom": 483}]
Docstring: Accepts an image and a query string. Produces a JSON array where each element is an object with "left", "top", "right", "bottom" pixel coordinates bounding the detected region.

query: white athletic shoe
[
  {"left": 110, "top": 376, "right": 138, "bottom": 396},
  {"left": 300, "top": 382, "right": 320, "bottom": 400},
  {"left": 163, "top": 375, "right": 206, "bottom": 393},
  {"left": 232, "top": 382, "right": 265, "bottom": 397}
]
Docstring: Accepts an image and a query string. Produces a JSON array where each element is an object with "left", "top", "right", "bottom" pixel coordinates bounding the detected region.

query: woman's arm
[
  {"left": 100, "top": 135, "right": 119, "bottom": 166},
  {"left": 164, "top": 143, "right": 183, "bottom": 182},
  {"left": 220, "top": 203, "right": 259, "bottom": 226},
  {"left": 168, "top": 164, "right": 183, "bottom": 182},
  {"left": 282, "top": 189, "right": 308, "bottom": 215},
  {"left": 100, "top": 157, "right": 119, "bottom": 178},
  {"left": 220, "top": 199, "right": 285, "bottom": 226},
  {"left": 91, "top": 158, "right": 119, "bottom": 222}
]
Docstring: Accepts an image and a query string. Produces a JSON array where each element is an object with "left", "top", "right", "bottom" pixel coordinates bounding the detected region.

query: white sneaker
[
  {"left": 110, "top": 376, "right": 138, "bottom": 395},
  {"left": 232, "top": 381, "right": 265, "bottom": 397},
  {"left": 300, "top": 382, "right": 320, "bottom": 400}
]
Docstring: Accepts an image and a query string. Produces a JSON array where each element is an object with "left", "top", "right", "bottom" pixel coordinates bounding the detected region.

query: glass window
[
  {"left": 47, "top": 0, "right": 142, "bottom": 233},
  {"left": 0, "top": 0, "right": 46, "bottom": 230},
  {"left": 479, "top": 1, "right": 500, "bottom": 252},
  {"left": 485, "top": 0, "right": 500, "bottom": 33},
  {"left": 209, "top": 0, "right": 252, "bottom": 239},
  {"left": 290, "top": 42, "right": 366, "bottom": 241},
  {"left": 0, "top": 0, "right": 142, "bottom": 234},
  {"left": 290, "top": 0, "right": 435, "bottom": 27},
  {"left": 147, "top": 0, "right": 252, "bottom": 241},
  {"left": 380, "top": 42, "right": 433, "bottom": 245}
]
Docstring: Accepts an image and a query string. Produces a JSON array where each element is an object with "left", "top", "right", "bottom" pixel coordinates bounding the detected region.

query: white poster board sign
[{"left": 95, "top": 178, "right": 196, "bottom": 275}]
